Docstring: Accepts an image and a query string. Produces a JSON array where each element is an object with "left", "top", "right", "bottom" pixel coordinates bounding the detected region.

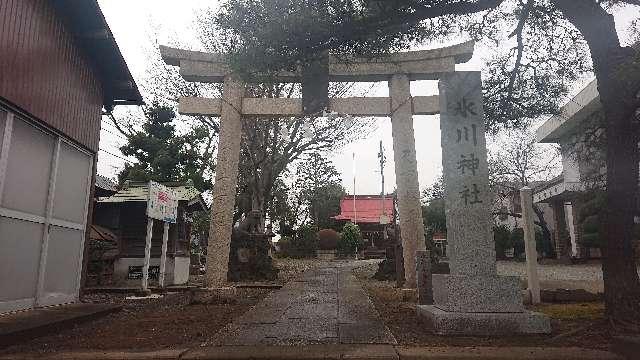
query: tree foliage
[
  {"left": 208, "top": 0, "right": 637, "bottom": 131},
  {"left": 117, "top": 104, "right": 215, "bottom": 191},
  {"left": 285, "top": 153, "right": 346, "bottom": 229},
  {"left": 338, "top": 222, "right": 363, "bottom": 256},
  {"left": 488, "top": 127, "right": 561, "bottom": 189},
  {"left": 487, "top": 127, "right": 560, "bottom": 257},
  {"left": 421, "top": 176, "right": 447, "bottom": 234},
  {"left": 279, "top": 224, "right": 319, "bottom": 258}
]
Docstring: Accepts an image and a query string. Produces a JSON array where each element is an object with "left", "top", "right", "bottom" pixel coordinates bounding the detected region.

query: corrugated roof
[
  {"left": 98, "top": 181, "right": 201, "bottom": 203},
  {"left": 333, "top": 195, "right": 395, "bottom": 224},
  {"left": 95, "top": 174, "right": 118, "bottom": 192}
]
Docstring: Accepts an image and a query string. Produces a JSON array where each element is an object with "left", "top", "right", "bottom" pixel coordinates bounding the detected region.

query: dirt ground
[
  {"left": 353, "top": 262, "right": 614, "bottom": 351},
  {"left": 1, "top": 258, "right": 322, "bottom": 355},
  {"left": 0, "top": 289, "right": 268, "bottom": 355}
]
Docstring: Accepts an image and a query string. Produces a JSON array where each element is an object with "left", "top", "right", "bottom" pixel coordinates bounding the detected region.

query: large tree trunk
[
  {"left": 554, "top": 0, "right": 640, "bottom": 328},
  {"left": 251, "top": 188, "right": 267, "bottom": 232}
]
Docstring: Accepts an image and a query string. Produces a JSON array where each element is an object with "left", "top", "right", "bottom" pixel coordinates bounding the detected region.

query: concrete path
[{"left": 209, "top": 262, "right": 396, "bottom": 346}]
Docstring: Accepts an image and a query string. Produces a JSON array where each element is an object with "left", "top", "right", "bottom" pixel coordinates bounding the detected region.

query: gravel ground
[
  {"left": 273, "top": 257, "right": 324, "bottom": 283},
  {"left": 497, "top": 260, "right": 640, "bottom": 293},
  {"left": 497, "top": 260, "right": 607, "bottom": 281},
  {"left": 0, "top": 289, "right": 270, "bottom": 354}
]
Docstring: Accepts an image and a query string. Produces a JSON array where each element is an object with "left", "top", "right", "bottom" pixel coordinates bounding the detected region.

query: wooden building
[
  {"left": 0, "top": 0, "right": 142, "bottom": 313},
  {"left": 94, "top": 181, "right": 206, "bottom": 285},
  {"left": 333, "top": 195, "right": 396, "bottom": 254}
]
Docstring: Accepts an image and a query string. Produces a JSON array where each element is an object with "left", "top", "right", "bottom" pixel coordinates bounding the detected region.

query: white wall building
[{"left": 533, "top": 80, "right": 605, "bottom": 259}]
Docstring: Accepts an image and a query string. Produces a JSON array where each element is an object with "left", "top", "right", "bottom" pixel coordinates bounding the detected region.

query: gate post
[
  {"left": 520, "top": 186, "right": 541, "bottom": 304},
  {"left": 205, "top": 75, "right": 245, "bottom": 287},
  {"left": 389, "top": 73, "right": 427, "bottom": 289}
]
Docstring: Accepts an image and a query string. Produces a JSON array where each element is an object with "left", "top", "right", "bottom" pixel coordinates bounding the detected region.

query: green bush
[
  {"left": 582, "top": 233, "right": 601, "bottom": 248},
  {"left": 317, "top": 229, "right": 339, "bottom": 250},
  {"left": 536, "top": 226, "right": 555, "bottom": 258},
  {"left": 295, "top": 224, "right": 319, "bottom": 257},
  {"left": 511, "top": 228, "right": 525, "bottom": 259},
  {"left": 581, "top": 215, "right": 601, "bottom": 248},
  {"left": 278, "top": 225, "right": 318, "bottom": 258},
  {"left": 582, "top": 215, "right": 599, "bottom": 234},
  {"left": 493, "top": 225, "right": 513, "bottom": 259},
  {"left": 276, "top": 236, "right": 293, "bottom": 258},
  {"left": 338, "top": 222, "right": 363, "bottom": 256}
]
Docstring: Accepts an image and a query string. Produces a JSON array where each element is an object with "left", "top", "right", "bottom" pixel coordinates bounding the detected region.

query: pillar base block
[
  {"left": 417, "top": 305, "right": 551, "bottom": 336},
  {"left": 432, "top": 274, "right": 524, "bottom": 313}
]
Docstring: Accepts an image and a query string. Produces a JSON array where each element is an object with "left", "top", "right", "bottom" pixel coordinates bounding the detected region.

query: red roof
[{"left": 333, "top": 195, "right": 395, "bottom": 224}]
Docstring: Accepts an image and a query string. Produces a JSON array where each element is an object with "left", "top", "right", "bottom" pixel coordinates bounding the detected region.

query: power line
[
  {"left": 100, "top": 126, "right": 128, "bottom": 142},
  {"left": 99, "top": 148, "right": 136, "bottom": 165}
]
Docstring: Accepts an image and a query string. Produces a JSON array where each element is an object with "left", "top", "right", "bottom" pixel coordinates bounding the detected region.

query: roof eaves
[{"left": 49, "top": 0, "right": 143, "bottom": 108}]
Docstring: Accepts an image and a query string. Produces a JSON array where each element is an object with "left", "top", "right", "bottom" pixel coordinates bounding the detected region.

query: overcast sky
[{"left": 96, "top": 1, "right": 637, "bottom": 196}]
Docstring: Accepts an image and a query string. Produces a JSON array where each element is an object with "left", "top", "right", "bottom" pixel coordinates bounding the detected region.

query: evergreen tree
[{"left": 117, "top": 104, "right": 214, "bottom": 191}]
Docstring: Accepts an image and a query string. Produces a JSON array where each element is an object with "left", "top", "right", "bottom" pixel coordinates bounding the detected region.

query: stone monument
[
  {"left": 228, "top": 210, "right": 279, "bottom": 282},
  {"left": 417, "top": 72, "right": 550, "bottom": 335}
]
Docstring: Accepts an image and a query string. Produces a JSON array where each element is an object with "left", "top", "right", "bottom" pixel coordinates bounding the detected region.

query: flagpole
[{"left": 352, "top": 152, "right": 357, "bottom": 224}]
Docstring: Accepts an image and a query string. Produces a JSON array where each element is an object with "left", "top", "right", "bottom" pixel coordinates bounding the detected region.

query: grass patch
[{"left": 534, "top": 302, "right": 605, "bottom": 320}]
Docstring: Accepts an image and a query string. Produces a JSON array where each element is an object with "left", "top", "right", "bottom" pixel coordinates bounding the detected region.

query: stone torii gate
[
  {"left": 160, "top": 42, "right": 475, "bottom": 290},
  {"left": 161, "top": 42, "right": 551, "bottom": 335}
]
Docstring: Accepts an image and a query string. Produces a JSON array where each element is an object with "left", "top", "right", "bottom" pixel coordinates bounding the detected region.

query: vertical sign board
[{"left": 142, "top": 181, "right": 178, "bottom": 291}]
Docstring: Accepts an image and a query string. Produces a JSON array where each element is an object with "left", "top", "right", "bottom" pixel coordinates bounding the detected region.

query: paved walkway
[{"left": 209, "top": 262, "right": 396, "bottom": 346}]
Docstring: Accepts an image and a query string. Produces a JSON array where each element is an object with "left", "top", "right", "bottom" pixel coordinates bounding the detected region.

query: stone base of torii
[{"left": 160, "top": 42, "right": 550, "bottom": 335}]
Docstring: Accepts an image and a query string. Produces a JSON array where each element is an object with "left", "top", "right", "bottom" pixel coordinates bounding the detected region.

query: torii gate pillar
[
  {"left": 205, "top": 75, "right": 245, "bottom": 287},
  {"left": 390, "top": 74, "right": 426, "bottom": 288}
]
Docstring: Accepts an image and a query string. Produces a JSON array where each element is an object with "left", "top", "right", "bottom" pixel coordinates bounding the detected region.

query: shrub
[
  {"left": 317, "top": 229, "right": 339, "bottom": 250},
  {"left": 511, "top": 228, "right": 525, "bottom": 259},
  {"left": 582, "top": 215, "right": 601, "bottom": 248},
  {"left": 493, "top": 225, "right": 513, "bottom": 259},
  {"left": 296, "top": 224, "right": 318, "bottom": 253},
  {"left": 277, "top": 225, "right": 319, "bottom": 258},
  {"left": 276, "top": 236, "right": 293, "bottom": 258},
  {"left": 338, "top": 222, "right": 363, "bottom": 256}
]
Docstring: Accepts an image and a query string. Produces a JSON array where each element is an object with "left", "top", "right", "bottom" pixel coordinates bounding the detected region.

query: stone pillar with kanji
[{"left": 417, "top": 71, "right": 550, "bottom": 335}]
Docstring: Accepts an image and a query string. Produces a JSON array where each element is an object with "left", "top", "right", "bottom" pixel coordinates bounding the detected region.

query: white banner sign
[{"left": 147, "top": 181, "right": 178, "bottom": 223}]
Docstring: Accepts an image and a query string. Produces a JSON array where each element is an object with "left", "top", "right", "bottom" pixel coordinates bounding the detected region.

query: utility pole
[
  {"left": 378, "top": 140, "right": 386, "bottom": 212},
  {"left": 378, "top": 140, "right": 388, "bottom": 240},
  {"left": 352, "top": 152, "right": 357, "bottom": 224}
]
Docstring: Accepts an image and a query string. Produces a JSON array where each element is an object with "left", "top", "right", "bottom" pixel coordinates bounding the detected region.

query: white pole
[
  {"left": 353, "top": 152, "right": 357, "bottom": 224},
  {"left": 159, "top": 221, "right": 170, "bottom": 288},
  {"left": 142, "top": 217, "right": 154, "bottom": 292},
  {"left": 520, "top": 186, "right": 541, "bottom": 304}
]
